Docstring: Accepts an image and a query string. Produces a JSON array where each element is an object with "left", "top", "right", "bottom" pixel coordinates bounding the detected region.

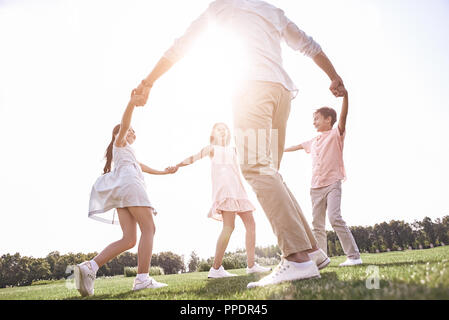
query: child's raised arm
[
  {"left": 115, "top": 89, "right": 145, "bottom": 147},
  {"left": 176, "top": 145, "right": 213, "bottom": 168},
  {"left": 284, "top": 144, "right": 304, "bottom": 152},
  {"left": 338, "top": 92, "right": 349, "bottom": 136}
]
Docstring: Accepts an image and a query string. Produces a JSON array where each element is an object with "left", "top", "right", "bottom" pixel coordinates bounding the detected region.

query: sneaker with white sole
[
  {"left": 308, "top": 248, "right": 331, "bottom": 270},
  {"left": 339, "top": 258, "right": 363, "bottom": 267},
  {"left": 74, "top": 261, "right": 96, "bottom": 297},
  {"left": 246, "top": 263, "right": 272, "bottom": 274},
  {"left": 247, "top": 259, "right": 320, "bottom": 288},
  {"left": 132, "top": 277, "right": 168, "bottom": 291},
  {"left": 208, "top": 266, "right": 238, "bottom": 278}
]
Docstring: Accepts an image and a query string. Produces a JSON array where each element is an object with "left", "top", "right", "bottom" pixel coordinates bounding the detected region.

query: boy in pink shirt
[{"left": 285, "top": 92, "right": 362, "bottom": 266}]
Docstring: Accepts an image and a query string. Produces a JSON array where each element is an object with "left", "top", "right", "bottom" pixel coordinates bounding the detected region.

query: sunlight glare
[{"left": 182, "top": 21, "right": 250, "bottom": 99}]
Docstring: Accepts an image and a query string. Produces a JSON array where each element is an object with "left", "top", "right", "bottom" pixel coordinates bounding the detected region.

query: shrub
[
  {"left": 222, "top": 252, "right": 247, "bottom": 270},
  {"left": 124, "top": 266, "right": 165, "bottom": 277},
  {"left": 255, "top": 256, "right": 280, "bottom": 267},
  {"left": 124, "top": 267, "right": 137, "bottom": 277},
  {"left": 153, "top": 252, "right": 185, "bottom": 274},
  {"left": 149, "top": 266, "right": 165, "bottom": 276},
  {"left": 197, "top": 260, "right": 212, "bottom": 272}
]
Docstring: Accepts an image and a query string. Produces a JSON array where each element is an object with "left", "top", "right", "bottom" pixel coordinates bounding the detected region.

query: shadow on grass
[
  {"left": 64, "top": 273, "right": 269, "bottom": 300},
  {"left": 352, "top": 260, "right": 431, "bottom": 268},
  {"left": 63, "top": 259, "right": 449, "bottom": 300},
  {"left": 266, "top": 267, "right": 449, "bottom": 300}
]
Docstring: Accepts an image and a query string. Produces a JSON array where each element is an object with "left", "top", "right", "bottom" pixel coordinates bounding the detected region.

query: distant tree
[
  {"left": 28, "top": 258, "right": 51, "bottom": 283},
  {"left": 187, "top": 251, "right": 200, "bottom": 273},
  {"left": 154, "top": 252, "right": 185, "bottom": 274},
  {"left": 412, "top": 219, "right": 430, "bottom": 248},
  {"left": 255, "top": 245, "right": 281, "bottom": 259},
  {"left": 435, "top": 216, "right": 449, "bottom": 245},
  {"left": 350, "top": 226, "right": 370, "bottom": 252},
  {"left": 421, "top": 217, "right": 437, "bottom": 245},
  {"left": 388, "top": 220, "right": 414, "bottom": 249},
  {"left": 45, "top": 251, "right": 60, "bottom": 276},
  {"left": 376, "top": 222, "right": 394, "bottom": 250}
]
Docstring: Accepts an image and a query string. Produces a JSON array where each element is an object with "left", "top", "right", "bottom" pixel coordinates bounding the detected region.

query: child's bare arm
[
  {"left": 140, "top": 163, "right": 177, "bottom": 175},
  {"left": 338, "top": 92, "right": 349, "bottom": 135},
  {"left": 115, "top": 90, "right": 145, "bottom": 147},
  {"left": 176, "top": 145, "right": 212, "bottom": 168},
  {"left": 285, "top": 144, "right": 304, "bottom": 152}
]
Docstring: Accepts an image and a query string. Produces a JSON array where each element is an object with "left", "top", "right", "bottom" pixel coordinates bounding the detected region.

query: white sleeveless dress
[{"left": 88, "top": 143, "right": 155, "bottom": 225}]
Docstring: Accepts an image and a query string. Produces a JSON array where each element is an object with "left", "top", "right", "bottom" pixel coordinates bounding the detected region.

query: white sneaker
[
  {"left": 208, "top": 266, "right": 238, "bottom": 278},
  {"left": 132, "top": 277, "right": 168, "bottom": 291},
  {"left": 246, "top": 263, "right": 272, "bottom": 274},
  {"left": 339, "top": 258, "right": 363, "bottom": 267},
  {"left": 308, "top": 248, "right": 331, "bottom": 270},
  {"left": 247, "top": 259, "right": 320, "bottom": 289},
  {"left": 74, "top": 261, "right": 96, "bottom": 297}
]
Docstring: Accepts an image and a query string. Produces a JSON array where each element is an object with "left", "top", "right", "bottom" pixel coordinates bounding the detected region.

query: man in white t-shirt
[{"left": 136, "top": 0, "right": 347, "bottom": 288}]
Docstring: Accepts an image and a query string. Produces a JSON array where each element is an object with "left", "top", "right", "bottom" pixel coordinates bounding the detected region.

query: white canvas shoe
[
  {"left": 247, "top": 259, "right": 320, "bottom": 289},
  {"left": 246, "top": 263, "right": 272, "bottom": 274},
  {"left": 308, "top": 248, "right": 331, "bottom": 270},
  {"left": 339, "top": 258, "right": 363, "bottom": 267},
  {"left": 132, "top": 277, "right": 168, "bottom": 291},
  {"left": 208, "top": 266, "right": 238, "bottom": 278},
  {"left": 74, "top": 261, "right": 96, "bottom": 297}
]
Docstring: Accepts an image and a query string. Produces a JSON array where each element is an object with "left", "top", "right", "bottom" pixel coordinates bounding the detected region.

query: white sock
[
  {"left": 90, "top": 260, "right": 99, "bottom": 274},
  {"left": 289, "top": 260, "right": 314, "bottom": 268},
  {"left": 136, "top": 273, "right": 150, "bottom": 281}
]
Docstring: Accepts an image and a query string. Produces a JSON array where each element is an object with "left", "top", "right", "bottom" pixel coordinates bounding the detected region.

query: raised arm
[
  {"left": 136, "top": 7, "right": 212, "bottom": 102},
  {"left": 176, "top": 145, "right": 213, "bottom": 168},
  {"left": 312, "top": 51, "right": 346, "bottom": 97},
  {"left": 115, "top": 90, "right": 145, "bottom": 147},
  {"left": 281, "top": 19, "right": 346, "bottom": 98},
  {"left": 338, "top": 92, "right": 349, "bottom": 135},
  {"left": 284, "top": 144, "right": 304, "bottom": 152}
]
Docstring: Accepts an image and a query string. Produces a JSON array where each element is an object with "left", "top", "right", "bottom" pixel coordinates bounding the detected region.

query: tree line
[
  {"left": 326, "top": 216, "right": 449, "bottom": 256},
  {"left": 1, "top": 216, "right": 447, "bottom": 288},
  {"left": 0, "top": 251, "right": 185, "bottom": 288}
]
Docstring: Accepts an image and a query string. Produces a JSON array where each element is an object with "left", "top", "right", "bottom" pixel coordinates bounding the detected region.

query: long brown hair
[{"left": 103, "top": 124, "right": 121, "bottom": 174}]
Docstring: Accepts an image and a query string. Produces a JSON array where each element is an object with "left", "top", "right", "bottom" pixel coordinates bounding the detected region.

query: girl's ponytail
[{"left": 103, "top": 124, "right": 121, "bottom": 174}]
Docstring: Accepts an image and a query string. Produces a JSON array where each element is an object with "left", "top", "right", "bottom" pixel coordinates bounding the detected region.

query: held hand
[
  {"left": 329, "top": 75, "right": 347, "bottom": 97},
  {"left": 130, "top": 89, "right": 146, "bottom": 107},
  {"left": 135, "top": 79, "right": 153, "bottom": 106},
  {"left": 164, "top": 166, "right": 178, "bottom": 174}
]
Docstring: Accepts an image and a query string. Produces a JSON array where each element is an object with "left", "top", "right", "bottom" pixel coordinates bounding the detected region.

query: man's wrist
[
  {"left": 330, "top": 73, "right": 341, "bottom": 81},
  {"left": 141, "top": 79, "right": 154, "bottom": 88}
]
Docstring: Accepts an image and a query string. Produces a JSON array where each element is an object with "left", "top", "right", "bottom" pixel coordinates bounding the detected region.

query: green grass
[{"left": 1, "top": 246, "right": 449, "bottom": 300}]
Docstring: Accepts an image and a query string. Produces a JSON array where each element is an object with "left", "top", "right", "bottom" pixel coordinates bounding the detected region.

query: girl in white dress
[{"left": 75, "top": 89, "right": 177, "bottom": 296}]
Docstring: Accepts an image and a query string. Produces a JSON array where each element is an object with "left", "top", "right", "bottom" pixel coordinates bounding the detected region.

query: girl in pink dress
[{"left": 175, "top": 123, "right": 271, "bottom": 278}]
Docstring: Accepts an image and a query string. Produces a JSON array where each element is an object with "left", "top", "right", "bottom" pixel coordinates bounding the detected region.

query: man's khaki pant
[
  {"left": 232, "top": 81, "right": 317, "bottom": 257},
  {"left": 311, "top": 180, "right": 360, "bottom": 259}
]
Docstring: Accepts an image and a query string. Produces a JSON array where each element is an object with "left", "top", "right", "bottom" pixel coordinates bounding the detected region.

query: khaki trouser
[
  {"left": 232, "top": 81, "right": 317, "bottom": 257},
  {"left": 311, "top": 180, "right": 360, "bottom": 259}
]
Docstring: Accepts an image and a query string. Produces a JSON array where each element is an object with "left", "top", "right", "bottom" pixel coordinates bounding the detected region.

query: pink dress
[{"left": 208, "top": 145, "right": 256, "bottom": 221}]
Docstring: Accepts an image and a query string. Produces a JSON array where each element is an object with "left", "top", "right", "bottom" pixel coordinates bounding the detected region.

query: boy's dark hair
[{"left": 315, "top": 107, "right": 337, "bottom": 126}]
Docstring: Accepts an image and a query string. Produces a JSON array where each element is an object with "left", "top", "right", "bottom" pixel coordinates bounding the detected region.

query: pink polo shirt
[{"left": 301, "top": 127, "right": 346, "bottom": 189}]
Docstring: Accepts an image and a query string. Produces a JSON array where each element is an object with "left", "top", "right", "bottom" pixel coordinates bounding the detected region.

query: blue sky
[{"left": 0, "top": 0, "right": 448, "bottom": 260}]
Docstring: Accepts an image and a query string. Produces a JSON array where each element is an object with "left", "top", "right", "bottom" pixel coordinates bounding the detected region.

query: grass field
[{"left": 1, "top": 246, "right": 448, "bottom": 300}]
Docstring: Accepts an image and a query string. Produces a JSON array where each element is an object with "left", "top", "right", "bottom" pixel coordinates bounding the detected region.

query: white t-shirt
[{"left": 163, "top": 0, "right": 322, "bottom": 98}]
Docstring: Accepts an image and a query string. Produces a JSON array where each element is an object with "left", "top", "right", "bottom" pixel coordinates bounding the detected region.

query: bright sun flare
[{"left": 182, "top": 22, "right": 250, "bottom": 97}]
